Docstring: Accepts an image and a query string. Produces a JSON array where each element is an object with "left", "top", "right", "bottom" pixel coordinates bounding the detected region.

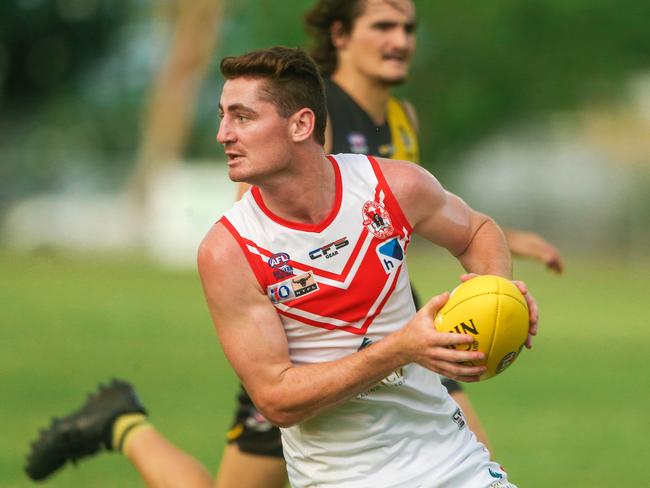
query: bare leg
[
  {"left": 214, "top": 444, "right": 288, "bottom": 488},
  {"left": 124, "top": 427, "right": 214, "bottom": 488}
]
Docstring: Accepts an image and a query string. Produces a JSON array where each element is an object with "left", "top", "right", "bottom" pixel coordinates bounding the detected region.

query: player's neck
[
  {"left": 331, "top": 70, "right": 391, "bottom": 126},
  {"left": 256, "top": 150, "right": 336, "bottom": 226}
]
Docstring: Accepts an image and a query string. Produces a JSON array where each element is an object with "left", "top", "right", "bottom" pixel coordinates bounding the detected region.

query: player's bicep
[
  {"left": 197, "top": 224, "right": 292, "bottom": 397},
  {"left": 414, "top": 190, "right": 481, "bottom": 255},
  {"left": 378, "top": 158, "right": 479, "bottom": 255}
]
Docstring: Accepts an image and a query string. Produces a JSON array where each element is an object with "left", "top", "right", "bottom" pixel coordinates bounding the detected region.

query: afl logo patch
[
  {"left": 268, "top": 252, "right": 293, "bottom": 279},
  {"left": 362, "top": 201, "right": 394, "bottom": 239},
  {"left": 268, "top": 252, "right": 290, "bottom": 268}
]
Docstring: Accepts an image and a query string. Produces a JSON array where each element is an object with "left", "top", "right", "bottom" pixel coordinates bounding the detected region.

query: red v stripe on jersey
[
  {"left": 276, "top": 263, "right": 404, "bottom": 335},
  {"left": 239, "top": 227, "right": 371, "bottom": 283},
  {"left": 250, "top": 155, "right": 343, "bottom": 233}
]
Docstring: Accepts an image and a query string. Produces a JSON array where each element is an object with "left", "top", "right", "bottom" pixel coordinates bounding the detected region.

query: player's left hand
[
  {"left": 506, "top": 230, "right": 565, "bottom": 274},
  {"left": 460, "top": 273, "right": 539, "bottom": 349}
]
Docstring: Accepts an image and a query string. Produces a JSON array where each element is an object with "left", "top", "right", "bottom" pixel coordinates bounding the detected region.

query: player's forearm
[
  {"left": 456, "top": 216, "right": 512, "bottom": 278},
  {"left": 250, "top": 331, "right": 409, "bottom": 427}
]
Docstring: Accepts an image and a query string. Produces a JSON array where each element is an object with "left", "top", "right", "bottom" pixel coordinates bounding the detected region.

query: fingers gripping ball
[{"left": 434, "top": 275, "right": 529, "bottom": 380}]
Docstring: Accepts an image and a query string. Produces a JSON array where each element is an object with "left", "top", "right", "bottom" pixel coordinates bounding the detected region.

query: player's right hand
[{"left": 397, "top": 292, "right": 486, "bottom": 382}]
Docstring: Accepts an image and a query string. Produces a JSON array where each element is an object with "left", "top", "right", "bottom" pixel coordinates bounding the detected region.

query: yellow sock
[{"left": 111, "top": 413, "right": 152, "bottom": 453}]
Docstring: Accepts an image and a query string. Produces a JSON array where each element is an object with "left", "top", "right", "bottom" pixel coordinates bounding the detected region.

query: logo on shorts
[
  {"left": 362, "top": 201, "right": 394, "bottom": 239},
  {"left": 451, "top": 407, "right": 466, "bottom": 430},
  {"left": 268, "top": 252, "right": 293, "bottom": 279},
  {"left": 267, "top": 271, "right": 319, "bottom": 304},
  {"left": 244, "top": 408, "right": 274, "bottom": 433},
  {"left": 489, "top": 481, "right": 515, "bottom": 488},
  {"left": 489, "top": 468, "right": 504, "bottom": 479}
]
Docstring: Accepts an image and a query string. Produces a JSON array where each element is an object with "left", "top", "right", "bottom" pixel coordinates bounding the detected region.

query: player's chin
[
  {"left": 227, "top": 170, "right": 245, "bottom": 183},
  {"left": 226, "top": 164, "right": 249, "bottom": 183},
  {"left": 381, "top": 74, "right": 408, "bottom": 87}
]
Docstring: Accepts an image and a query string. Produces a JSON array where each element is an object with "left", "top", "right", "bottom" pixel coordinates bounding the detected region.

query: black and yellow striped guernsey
[{"left": 325, "top": 79, "right": 420, "bottom": 164}]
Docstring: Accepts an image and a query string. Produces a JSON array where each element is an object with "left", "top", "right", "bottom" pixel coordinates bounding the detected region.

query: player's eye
[{"left": 373, "top": 22, "right": 395, "bottom": 31}]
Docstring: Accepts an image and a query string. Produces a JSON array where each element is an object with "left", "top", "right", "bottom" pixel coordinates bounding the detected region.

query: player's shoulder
[
  {"left": 197, "top": 220, "right": 245, "bottom": 276},
  {"left": 374, "top": 156, "right": 432, "bottom": 184},
  {"left": 374, "top": 157, "right": 445, "bottom": 212}
]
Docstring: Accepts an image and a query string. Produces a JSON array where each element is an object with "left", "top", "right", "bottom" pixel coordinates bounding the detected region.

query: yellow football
[{"left": 434, "top": 275, "right": 529, "bottom": 381}]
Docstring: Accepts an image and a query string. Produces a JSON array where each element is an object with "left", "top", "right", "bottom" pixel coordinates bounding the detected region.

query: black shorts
[
  {"left": 225, "top": 284, "right": 461, "bottom": 458},
  {"left": 226, "top": 385, "right": 284, "bottom": 458}
]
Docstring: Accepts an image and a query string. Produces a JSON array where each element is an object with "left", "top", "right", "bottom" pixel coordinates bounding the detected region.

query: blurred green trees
[
  {"left": 412, "top": 0, "right": 650, "bottom": 167},
  {"left": 1, "top": 0, "right": 649, "bottom": 204}
]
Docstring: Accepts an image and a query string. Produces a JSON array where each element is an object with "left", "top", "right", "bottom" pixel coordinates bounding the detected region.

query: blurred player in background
[
  {"left": 26, "top": 45, "right": 538, "bottom": 488},
  {"left": 217, "top": 1, "right": 563, "bottom": 487}
]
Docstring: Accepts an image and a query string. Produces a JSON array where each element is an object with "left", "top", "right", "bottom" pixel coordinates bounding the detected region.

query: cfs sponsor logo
[
  {"left": 267, "top": 271, "right": 319, "bottom": 304},
  {"left": 375, "top": 237, "right": 403, "bottom": 273},
  {"left": 362, "top": 201, "right": 394, "bottom": 239},
  {"left": 268, "top": 252, "right": 293, "bottom": 279},
  {"left": 309, "top": 237, "right": 349, "bottom": 260},
  {"left": 451, "top": 407, "right": 466, "bottom": 430}
]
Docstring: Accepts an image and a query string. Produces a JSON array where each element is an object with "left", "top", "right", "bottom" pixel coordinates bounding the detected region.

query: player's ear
[
  {"left": 289, "top": 108, "right": 315, "bottom": 143},
  {"left": 330, "top": 20, "right": 348, "bottom": 49}
]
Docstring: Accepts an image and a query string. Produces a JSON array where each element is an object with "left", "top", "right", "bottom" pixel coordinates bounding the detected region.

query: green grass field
[{"left": 1, "top": 248, "right": 647, "bottom": 487}]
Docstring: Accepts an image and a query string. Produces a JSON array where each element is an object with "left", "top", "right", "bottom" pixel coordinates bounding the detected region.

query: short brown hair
[
  {"left": 304, "top": 0, "right": 366, "bottom": 77},
  {"left": 220, "top": 46, "right": 327, "bottom": 145}
]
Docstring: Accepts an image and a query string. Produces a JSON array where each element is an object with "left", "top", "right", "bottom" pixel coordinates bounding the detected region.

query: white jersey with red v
[
  {"left": 220, "top": 155, "right": 502, "bottom": 488},
  {"left": 220, "top": 153, "right": 416, "bottom": 364}
]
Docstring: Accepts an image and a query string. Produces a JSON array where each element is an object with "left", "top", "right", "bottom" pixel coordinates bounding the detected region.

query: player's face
[
  {"left": 339, "top": 0, "right": 416, "bottom": 85},
  {"left": 216, "top": 77, "right": 292, "bottom": 183}
]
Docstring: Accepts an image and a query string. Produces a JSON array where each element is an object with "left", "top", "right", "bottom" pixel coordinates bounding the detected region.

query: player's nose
[
  {"left": 391, "top": 25, "right": 414, "bottom": 51},
  {"left": 216, "top": 118, "right": 234, "bottom": 144}
]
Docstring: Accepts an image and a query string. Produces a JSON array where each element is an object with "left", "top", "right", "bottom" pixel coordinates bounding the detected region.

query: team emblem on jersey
[
  {"left": 362, "top": 201, "right": 394, "bottom": 239},
  {"left": 347, "top": 132, "right": 368, "bottom": 153},
  {"left": 267, "top": 271, "right": 319, "bottom": 304},
  {"left": 267, "top": 252, "right": 293, "bottom": 279},
  {"left": 375, "top": 237, "right": 404, "bottom": 273}
]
